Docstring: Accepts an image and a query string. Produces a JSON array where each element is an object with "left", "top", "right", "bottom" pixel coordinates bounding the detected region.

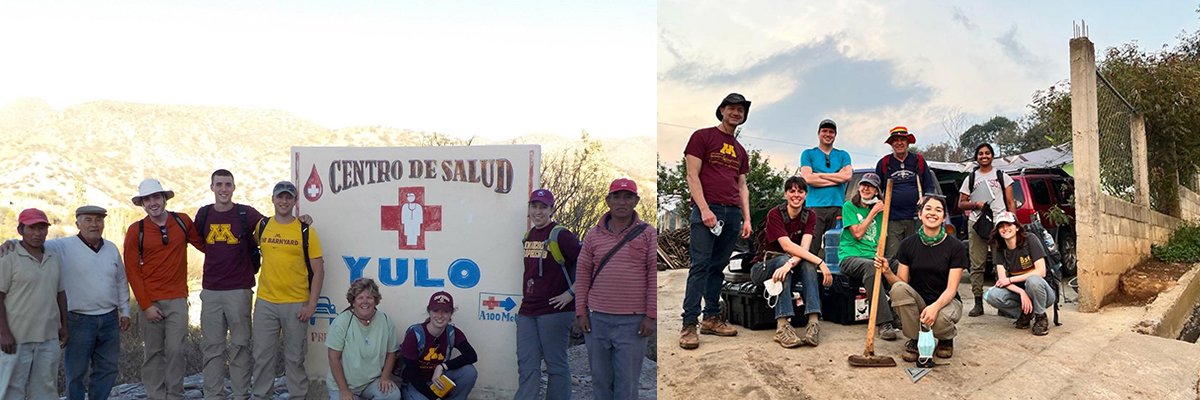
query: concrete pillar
[
  {"left": 1130, "top": 114, "right": 1150, "bottom": 207},
  {"left": 1070, "top": 37, "right": 1102, "bottom": 313}
]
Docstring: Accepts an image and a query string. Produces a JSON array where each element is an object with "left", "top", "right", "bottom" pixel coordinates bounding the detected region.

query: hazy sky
[
  {"left": 658, "top": 1, "right": 1199, "bottom": 170},
  {"left": 0, "top": 0, "right": 655, "bottom": 141}
]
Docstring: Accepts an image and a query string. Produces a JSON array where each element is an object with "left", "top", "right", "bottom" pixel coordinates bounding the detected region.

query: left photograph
[{"left": 0, "top": 1, "right": 656, "bottom": 399}]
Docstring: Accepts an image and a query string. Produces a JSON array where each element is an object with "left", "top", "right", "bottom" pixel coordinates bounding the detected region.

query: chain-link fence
[{"left": 1095, "top": 71, "right": 1138, "bottom": 203}]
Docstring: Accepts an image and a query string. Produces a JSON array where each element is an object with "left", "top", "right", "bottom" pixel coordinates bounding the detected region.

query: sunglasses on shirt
[{"left": 158, "top": 224, "right": 169, "bottom": 245}]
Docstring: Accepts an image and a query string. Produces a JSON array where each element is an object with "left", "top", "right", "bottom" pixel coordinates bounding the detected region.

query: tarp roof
[{"left": 928, "top": 144, "right": 1074, "bottom": 175}]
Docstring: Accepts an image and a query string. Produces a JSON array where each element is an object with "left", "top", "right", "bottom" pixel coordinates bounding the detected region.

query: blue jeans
[
  {"left": 584, "top": 312, "right": 647, "bottom": 400},
  {"left": 515, "top": 312, "right": 573, "bottom": 400},
  {"left": 402, "top": 364, "right": 477, "bottom": 400},
  {"left": 65, "top": 310, "right": 120, "bottom": 400},
  {"left": 683, "top": 204, "right": 743, "bottom": 325},
  {"left": 762, "top": 255, "right": 822, "bottom": 319}
]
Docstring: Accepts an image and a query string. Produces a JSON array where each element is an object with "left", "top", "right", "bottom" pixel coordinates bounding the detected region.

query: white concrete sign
[{"left": 293, "top": 145, "right": 540, "bottom": 399}]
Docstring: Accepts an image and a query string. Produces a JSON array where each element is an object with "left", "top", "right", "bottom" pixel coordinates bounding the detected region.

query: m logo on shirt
[
  {"left": 1019, "top": 255, "right": 1032, "bottom": 268},
  {"left": 423, "top": 347, "right": 446, "bottom": 362},
  {"left": 206, "top": 224, "right": 239, "bottom": 245},
  {"left": 719, "top": 143, "right": 736, "bottom": 157}
]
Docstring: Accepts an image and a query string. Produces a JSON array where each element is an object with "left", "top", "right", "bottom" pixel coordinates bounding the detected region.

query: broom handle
[{"left": 864, "top": 180, "right": 893, "bottom": 354}]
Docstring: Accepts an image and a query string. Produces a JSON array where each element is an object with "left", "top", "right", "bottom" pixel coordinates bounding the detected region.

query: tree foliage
[
  {"left": 542, "top": 131, "right": 655, "bottom": 235},
  {"left": 656, "top": 149, "right": 794, "bottom": 222}
]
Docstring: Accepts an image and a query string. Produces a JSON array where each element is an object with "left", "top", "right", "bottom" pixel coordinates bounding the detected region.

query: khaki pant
[
  {"left": 142, "top": 298, "right": 189, "bottom": 400},
  {"left": 888, "top": 282, "right": 962, "bottom": 340},
  {"left": 0, "top": 339, "right": 60, "bottom": 399},
  {"left": 251, "top": 299, "right": 308, "bottom": 400},
  {"left": 201, "top": 289, "right": 254, "bottom": 400},
  {"left": 967, "top": 219, "right": 989, "bottom": 297},
  {"left": 884, "top": 219, "right": 918, "bottom": 259}
]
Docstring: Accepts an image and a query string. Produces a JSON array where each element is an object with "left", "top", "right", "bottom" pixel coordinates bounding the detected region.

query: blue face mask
[{"left": 917, "top": 323, "right": 937, "bottom": 367}]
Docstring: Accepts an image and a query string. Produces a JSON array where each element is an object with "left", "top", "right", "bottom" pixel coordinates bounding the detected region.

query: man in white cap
[
  {"left": 123, "top": 178, "right": 204, "bottom": 400},
  {"left": 251, "top": 181, "right": 325, "bottom": 400},
  {"left": 0, "top": 208, "right": 67, "bottom": 399}
]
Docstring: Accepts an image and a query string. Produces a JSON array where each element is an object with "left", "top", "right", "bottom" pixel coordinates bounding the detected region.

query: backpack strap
[
  {"left": 996, "top": 169, "right": 1009, "bottom": 212},
  {"left": 138, "top": 212, "right": 189, "bottom": 268},
  {"left": 409, "top": 323, "right": 455, "bottom": 358},
  {"left": 196, "top": 205, "right": 212, "bottom": 238},
  {"left": 169, "top": 212, "right": 188, "bottom": 237},
  {"left": 301, "top": 221, "right": 312, "bottom": 289}
]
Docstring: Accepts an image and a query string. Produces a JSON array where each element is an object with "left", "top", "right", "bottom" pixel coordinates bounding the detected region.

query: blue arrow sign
[{"left": 500, "top": 297, "right": 517, "bottom": 312}]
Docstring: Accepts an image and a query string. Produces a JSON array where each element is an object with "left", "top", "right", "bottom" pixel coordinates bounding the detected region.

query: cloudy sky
[
  {"left": 658, "top": 1, "right": 1199, "bottom": 171},
  {"left": 0, "top": 0, "right": 654, "bottom": 141}
]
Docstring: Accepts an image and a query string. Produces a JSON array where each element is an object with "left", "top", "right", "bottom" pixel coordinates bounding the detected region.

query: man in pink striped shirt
[{"left": 575, "top": 178, "right": 656, "bottom": 400}]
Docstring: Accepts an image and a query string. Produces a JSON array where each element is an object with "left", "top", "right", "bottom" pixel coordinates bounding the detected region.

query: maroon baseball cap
[
  {"left": 428, "top": 291, "right": 454, "bottom": 312},
  {"left": 18, "top": 208, "right": 50, "bottom": 227},
  {"left": 529, "top": 189, "right": 555, "bottom": 208},
  {"left": 608, "top": 178, "right": 638, "bottom": 195}
]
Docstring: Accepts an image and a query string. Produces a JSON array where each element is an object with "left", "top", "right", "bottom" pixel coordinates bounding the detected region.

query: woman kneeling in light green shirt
[{"left": 327, "top": 278, "right": 400, "bottom": 400}]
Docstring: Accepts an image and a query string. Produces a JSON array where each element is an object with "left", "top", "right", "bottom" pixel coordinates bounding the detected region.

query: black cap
[
  {"left": 715, "top": 93, "right": 752, "bottom": 122},
  {"left": 819, "top": 119, "right": 837, "bottom": 132}
]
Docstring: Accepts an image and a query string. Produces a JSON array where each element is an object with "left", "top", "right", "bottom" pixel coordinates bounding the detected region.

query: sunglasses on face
[{"left": 158, "top": 224, "right": 169, "bottom": 245}]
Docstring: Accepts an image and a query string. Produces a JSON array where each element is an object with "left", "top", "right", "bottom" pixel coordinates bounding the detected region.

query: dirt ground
[{"left": 655, "top": 269, "right": 1200, "bottom": 400}]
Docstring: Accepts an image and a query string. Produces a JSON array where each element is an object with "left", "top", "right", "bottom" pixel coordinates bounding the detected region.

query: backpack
[
  {"left": 969, "top": 168, "right": 1009, "bottom": 238},
  {"left": 1027, "top": 220, "right": 1064, "bottom": 327},
  {"left": 256, "top": 217, "right": 312, "bottom": 287},
  {"left": 137, "top": 212, "right": 189, "bottom": 268},
  {"left": 878, "top": 152, "right": 927, "bottom": 177},
  {"left": 523, "top": 225, "right": 575, "bottom": 295},
  {"left": 196, "top": 204, "right": 262, "bottom": 272},
  {"left": 749, "top": 203, "right": 811, "bottom": 264},
  {"left": 392, "top": 322, "right": 458, "bottom": 378}
]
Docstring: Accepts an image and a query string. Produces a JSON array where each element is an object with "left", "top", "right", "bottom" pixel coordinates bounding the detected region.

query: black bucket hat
[{"left": 715, "top": 93, "right": 752, "bottom": 122}]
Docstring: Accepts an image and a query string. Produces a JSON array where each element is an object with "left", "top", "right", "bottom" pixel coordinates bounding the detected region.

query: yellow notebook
[{"left": 431, "top": 374, "right": 456, "bottom": 398}]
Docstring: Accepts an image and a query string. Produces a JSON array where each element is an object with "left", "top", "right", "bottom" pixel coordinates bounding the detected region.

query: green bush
[{"left": 1152, "top": 222, "right": 1200, "bottom": 263}]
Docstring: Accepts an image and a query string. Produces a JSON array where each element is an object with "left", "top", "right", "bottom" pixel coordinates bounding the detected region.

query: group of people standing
[{"left": 678, "top": 93, "right": 1057, "bottom": 362}]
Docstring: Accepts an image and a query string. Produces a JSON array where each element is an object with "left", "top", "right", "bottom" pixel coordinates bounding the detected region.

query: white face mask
[
  {"left": 862, "top": 196, "right": 880, "bottom": 205},
  {"left": 762, "top": 279, "right": 784, "bottom": 308}
]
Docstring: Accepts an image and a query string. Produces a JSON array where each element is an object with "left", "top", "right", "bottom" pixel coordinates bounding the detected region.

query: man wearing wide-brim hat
[
  {"left": 122, "top": 178, "right": 204, "bottom": 400},
  {"left": 0, "top": 208, "right": 66, "bottom": 399},
  {"left": 873, "top": 126, "right": 939, "bottom": 258}
]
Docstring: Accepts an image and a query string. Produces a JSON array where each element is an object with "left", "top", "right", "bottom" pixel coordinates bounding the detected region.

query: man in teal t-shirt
[
  {"left": 800, "top": 119, "right": 853, "bottom": 260},
  {"left": 836, "top": 173, "right": 901, "bottom": 340}
]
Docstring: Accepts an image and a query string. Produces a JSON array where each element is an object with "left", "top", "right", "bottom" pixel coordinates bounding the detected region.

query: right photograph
[{"left": 655, "top": 2, "right": 1200, "bottom": 398}]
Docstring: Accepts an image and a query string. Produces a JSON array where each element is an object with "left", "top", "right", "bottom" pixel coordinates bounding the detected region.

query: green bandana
[{"left": 917, "top": 225, "right": 947, "bottom": 246}]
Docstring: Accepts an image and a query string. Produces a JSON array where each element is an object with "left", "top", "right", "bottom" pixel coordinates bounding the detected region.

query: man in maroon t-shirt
[
  {"left": 753, "top": 176, "right": 833, "bottom": 348},
  {"left": 679, "top": 93, "right": 754, "bottom": 350}
]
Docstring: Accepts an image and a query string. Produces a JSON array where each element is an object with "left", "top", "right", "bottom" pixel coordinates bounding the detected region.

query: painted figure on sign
[{"left": 402, "top": 193, "right": 424, "bottom": 247}]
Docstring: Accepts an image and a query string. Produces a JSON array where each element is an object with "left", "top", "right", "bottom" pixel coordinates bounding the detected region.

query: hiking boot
[
  {"left": 1014, "top": 312, "right": 1033, "bottom": 329},
  {"left": 902, "top": 339, "right": 919, "bottom": 362},
  {"left": 774, "top": 324, "right": 803, "bottom": 348},
  {"left": 998, "top": 308, "right": 1019, "bottom": 319},
  {"left": 679, "top": 324, "right": 699, "bottom": 350},
  {"left": 699, "top": 316, "right": 738, "bottom": 336},
  {"left": 934, "top": 338, "right": 954, "bottom": 359},
  {"left": 878, "top": 322, "right": 900, "bottom": 341},
  {"left": 1032, "top": 313, "right": 1050, "bottom": 336},
  {"left": 968, "top": 296, "right": 985, "bottom": 317},
  {"left": 800, "top": 321, "right": 820, "bottom": 346}
]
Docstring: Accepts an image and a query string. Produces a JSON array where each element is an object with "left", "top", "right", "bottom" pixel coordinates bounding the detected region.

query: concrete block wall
[
  {"left": 1083, "top": 194, "right": 1184, "bottom": 309},
  {"left": 1179, "top": 186, "right": 1200, "bottom": 221}
]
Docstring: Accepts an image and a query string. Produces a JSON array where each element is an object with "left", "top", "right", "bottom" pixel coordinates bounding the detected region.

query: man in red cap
[
  {"left": 680, "top": 93, "right": 752, "bottom": 350},
  {"left": 0, "top": 208, "right": 67, "bottom": 399},
  {"left": 575, "top": 178, "right": 656, "bottom": 400},
  {"left": 874, "top": 127, "right": 939, "bottom": 258}
]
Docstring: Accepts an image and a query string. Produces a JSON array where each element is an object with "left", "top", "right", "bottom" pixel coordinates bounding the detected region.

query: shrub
[{"left": 1152, "top": 222, "right": 1200, "bottom": 263}]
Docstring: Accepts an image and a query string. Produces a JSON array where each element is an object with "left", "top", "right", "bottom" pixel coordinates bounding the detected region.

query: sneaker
[
  {"left": 878, "top": 322, "right": 900, "bottom": 341},
  {"left": 699, "top": 316, "right": 738, "bottom": 336},
  {"left": 679, "top": 324, "right": 699, "bottom": 350},
  {"left": 968, "top": 297, "right": 985, "bottom": 317},
  {"left": 774, "top": 325, "right": 803, "bottom": 348},
  {"left": 1014, "top": 312, "right": 1033, "bottom": 329},
  {"left": 934, "top": 338, "right": 954, "bottom": 359},
  {"left": 1032, "top": 313, "right": 1050, "bottom": 336},
  {"left": 998, "top": 308, "right": 1019, "bottom": 319},
  {"left": 902, "top": 339, "right": 919, "bottom": 362},
  {"left": 800, "top": 321, "right": 820, "bottom": 346}
]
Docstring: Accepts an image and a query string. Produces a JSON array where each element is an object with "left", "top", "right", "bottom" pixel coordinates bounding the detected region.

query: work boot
[
  {"left": 699, "top": 316, "right": 738, "bottom": 336},
  {"left": 878, "top": 322, "right": 900, "bottom": 341},
  {"left": 1014, "top": 312, "right": 1033, "bottom": 329},
  {"left": 902, "top": 339, "right": 919, "bottom": 362},
  {"left": 1032, "top": 313, "right": 1050, "bottom": 336},
  {"left": 800, "top": 321, "right": 820, "bottom": 346},
  {"left": 968, "top": 296, "right": 985, "bottom": 317},
  {"left": 679, "top": 324, "right": 699, "bottom": 350},
  {"left": 774, "top": 320, "right": 802, "bottom": 348},
  {"left": 934, "top": 338, "right": 954, "bottom": 359}
]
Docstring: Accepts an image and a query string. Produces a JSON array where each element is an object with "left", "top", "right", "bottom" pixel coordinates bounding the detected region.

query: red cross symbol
[
  {"left": 481, "top": 296, "right": 500, "bottom": 311},
  {"left": 381, "top": 187, "right": 442, "bottom": 250}
]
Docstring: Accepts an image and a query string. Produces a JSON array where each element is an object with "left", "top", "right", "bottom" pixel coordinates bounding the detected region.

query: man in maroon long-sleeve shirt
[{"left": 575, "top": 178, "right": 656, "bottom": 400}]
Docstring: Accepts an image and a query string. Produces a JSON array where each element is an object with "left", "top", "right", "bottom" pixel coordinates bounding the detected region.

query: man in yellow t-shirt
[{"left": 250, "top": 181, "right": 325, "bottom": 400}]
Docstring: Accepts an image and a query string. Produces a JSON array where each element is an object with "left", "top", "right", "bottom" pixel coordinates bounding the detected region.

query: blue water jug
[{"left": 823, "top": 217, "right": 842, "bottom": 273}]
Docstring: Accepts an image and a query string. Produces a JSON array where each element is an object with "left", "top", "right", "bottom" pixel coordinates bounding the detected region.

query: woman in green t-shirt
[
  {"left": 326, "top": 278, "right": 400, "bottom": 400},
  {"left": 836, "top": 172, "right": 901, "bottom": 341}
]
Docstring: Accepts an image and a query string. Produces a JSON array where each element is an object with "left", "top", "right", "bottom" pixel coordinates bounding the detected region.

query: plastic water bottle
[{"left": 823, "top": 217, "right": 843, "bottom": 273}]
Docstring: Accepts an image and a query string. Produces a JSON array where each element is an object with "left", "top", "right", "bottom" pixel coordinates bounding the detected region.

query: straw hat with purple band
[
  {"left": 273, "top": 181, "right": 298, "bottom": 197},
  {"left": 858, "top": 172, "right": 882, "bottom": 190},
  {"left": 428, "top": 291, "right": 455, "bottom": 312},
  {"left": 17, "top": 208, "right": 50, "bottom": 227},
  {"left": 884, "top": 126, "right": 916, "bottom": 144},
  {"left": 715, "top": 93, "right": 752, "bottom": 122},
  {"left": 530, "top": 189, "right": 555, "bottom": 208},
  {"left": 131, "top": 178, "right": 175, "bottom": 206},
  {"left": 608, "top": 178, "right": 638, "bottom": 195},
  {"left": 994, "top": 211, "right": 1018, "bottom": 225}
]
